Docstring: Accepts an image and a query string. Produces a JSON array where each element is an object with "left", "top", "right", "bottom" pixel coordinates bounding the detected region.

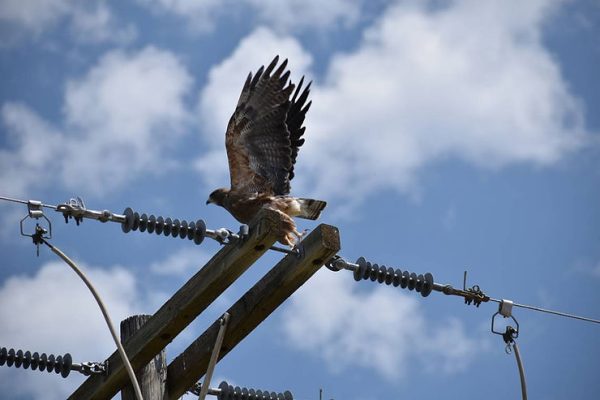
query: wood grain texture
[
  {"left": 69, "top": 208, "right": 280, "bottom": 400},
  {"left": 120, "top": 315, "right": 167, "bottom": 400},
  {"left": 166, "top": 223, "right": 340, "bottom": 398}
]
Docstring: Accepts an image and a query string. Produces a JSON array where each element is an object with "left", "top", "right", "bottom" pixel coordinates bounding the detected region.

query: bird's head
[{"left": 206, "top": 188, "right": 230, "bottom": 207}]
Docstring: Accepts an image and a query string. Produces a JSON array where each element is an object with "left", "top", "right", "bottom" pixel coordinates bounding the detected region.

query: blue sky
[{"left": 0, "top": 0, "right": 598, "bottom": 399}]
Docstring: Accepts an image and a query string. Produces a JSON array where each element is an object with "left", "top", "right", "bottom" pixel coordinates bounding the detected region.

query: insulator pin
[
  {"left": 121, "top": 207, "right": 206, "bottom": 245},
  {"left": 0, "top": 347, "right": 73, "bottom": 378},
  {"left": 354, "top": 257, "right": 434, "bottom": 297}
]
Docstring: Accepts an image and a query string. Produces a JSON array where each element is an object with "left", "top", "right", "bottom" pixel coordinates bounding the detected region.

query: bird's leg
[
  {"left": 272, "top": 209, "right": 305, "bottom": 249},
  {"left": 292, "top": 227, "right": 311, "bottom": 239},
  {"left": 288, "top": 228, "right": 312, "bottom": 250},
  {"left": 286, "top": 234, "right": 297, "bottom": 250}
]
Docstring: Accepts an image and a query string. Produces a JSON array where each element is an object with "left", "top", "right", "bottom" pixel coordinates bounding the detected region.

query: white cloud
[
  {"left": 300, "top": 0, "right": 587, "bottom": 201},
  {"left": 0, "top": 0, "right": 136, "bottom": 45},
  {"left": 69, "top": 3, "right": 137, "bottom": 45},
  {"left": 61, "top": 46, "right": 193, "bottom": 193},
  {"left": 149, "top": 246, "right": 211, "bottom": 276},
  {"left": 246, "top": 0, "right": 362, "bottom": 32},
  {"left": 0, "top": 46, "right": 193, "bottom": 198},
  {"left": 136, "top": 0, "right": 223, "bottom": 32},
  {"left": 0, "top": 261, "right": 141, "bottom": 399},
  {"left": 0, "top": 0, "right": 71, "bottom": 34},
  {"left": 0, "top": 103, "right": 63, "bottom": 197},
  {"left": 137, "top": 0, "right": 362, "bottom": 33},
  {"left": 196, "top": 0, "right": 589, "bottom": 212},
  {"left": 282, "top": 269, "right": 486, "bottom": 380},
  {"left": 193, "top": 150, "right": 231, "bottom": 189}
]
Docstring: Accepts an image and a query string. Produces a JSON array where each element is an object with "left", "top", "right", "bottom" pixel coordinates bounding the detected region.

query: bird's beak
[{"left": 206, "top": 199, "right": 212, "bottom": 205}]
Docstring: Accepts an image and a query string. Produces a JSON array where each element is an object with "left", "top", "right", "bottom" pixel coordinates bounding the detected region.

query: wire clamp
[
  {"left": 20, "top": 200, "right": 52, "bottom": 256},
  {"left": 26, "top": 200, "right": 44, "bottom": 218},
  {"left": 499, "top": 299, "right": 514, "bottom": 318},
  {"left": 501, "top": 326, "right": 518, "bottom": 353},
  {"left": 491, "top": 299, "right": 520, "bottom": 353},
  {"left": 57, "top": 197, "right": 86, "bottom": 225},
  {"left": 462, "top": 271, "right": 488, "bottom": 307},
  {"left": 74, "top": 360, "right": 107, "bottom": 376}
]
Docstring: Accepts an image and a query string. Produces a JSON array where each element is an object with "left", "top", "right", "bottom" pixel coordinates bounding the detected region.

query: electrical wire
[
  {"left": 0, "top": 195, "right": 57, "bottom": 209},
  {"left": 489, "top": 298, "right": 600, "bottom": 325},
  {"left": 1, "top": 194, "right": 599, "bottom": 324},
  {"left": 40, "top": 239, "right": 144, "bottom": 400},
  {"left": 330, "top": 255, "right": 600, "bottom": 326},
  {"left": 512, "top": 341, "right": 527, "bottom": 400}
]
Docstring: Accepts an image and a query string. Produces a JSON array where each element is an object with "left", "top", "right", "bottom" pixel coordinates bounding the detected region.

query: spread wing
[
  {"left": 225, "top": 56, "right": 311, "bottom": 196},
  {"left": 286, "top": 76, "right": 312, "bottom": 184}
]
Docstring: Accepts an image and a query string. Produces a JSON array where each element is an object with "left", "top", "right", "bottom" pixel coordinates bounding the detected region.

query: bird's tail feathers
[{"left": 295, "top": 198, "right": 326, "bottom": 220}]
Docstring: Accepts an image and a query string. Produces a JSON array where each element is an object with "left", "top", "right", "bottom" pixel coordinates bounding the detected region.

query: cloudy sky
[{"left": 1, "top": 0, "right": 599, "bottom": 399}]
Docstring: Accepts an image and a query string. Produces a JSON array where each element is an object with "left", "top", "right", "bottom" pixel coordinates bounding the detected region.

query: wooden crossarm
[{"left": 166, "top": 223, "right": 340, "bottom": 398}]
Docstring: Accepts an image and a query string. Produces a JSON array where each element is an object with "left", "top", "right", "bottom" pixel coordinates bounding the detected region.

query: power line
[
  {"left": 328, "top": 256, "right": 600, "bottom": 326},
  {"left": 489, "top": 298, "right": 600, "bottom": 325},
  {"left": 4, "top": 194, "right": 599, "bottom": 326},
  {"left": 0, "top": 195, "right": 57, "bottom": 209},
  {"left": 0, "top": 194, "right": 243, "bottom": 245}
]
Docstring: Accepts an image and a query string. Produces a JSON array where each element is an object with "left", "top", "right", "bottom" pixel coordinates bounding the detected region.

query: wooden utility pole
[
  {"left": 120, "top": 315, "right": 167, "bottom": 400},
  {"left": 70, "top": 208, "right": 280, "bottom": 400}
]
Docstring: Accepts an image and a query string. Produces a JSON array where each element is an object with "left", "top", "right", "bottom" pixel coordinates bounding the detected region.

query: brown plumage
[{"left": 206, "top": 56, "right": 326, "bottom": 246}]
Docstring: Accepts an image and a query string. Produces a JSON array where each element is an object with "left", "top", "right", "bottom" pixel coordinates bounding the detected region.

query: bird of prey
[{"left": 206, "top": 56, "right": 326, "bottom": 246}]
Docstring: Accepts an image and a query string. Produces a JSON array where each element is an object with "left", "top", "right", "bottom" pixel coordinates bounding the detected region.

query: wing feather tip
[
  {"left": 274, "top": 58, "right": 289, "bottom": 78},
  {"left": 265, "top": 55, "right": 279, "bottom": 76}
]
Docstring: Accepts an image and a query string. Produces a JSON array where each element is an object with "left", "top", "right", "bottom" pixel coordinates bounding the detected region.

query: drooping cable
[
  {"left": 512, "top": 341, "right": 527, "bottom": 400},
  {"left": 40, "top": 238, "right": 144, "bottom": 400}
]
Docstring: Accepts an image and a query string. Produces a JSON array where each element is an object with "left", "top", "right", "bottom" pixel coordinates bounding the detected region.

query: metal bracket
[
  {"left": 491, "top": 299, "right": 519, "bottom": 346},
  {"left": 269, "top": 242, "right": 304, "bottom": 258},
  {"left": 59, "top": 197, "right": 86, "bottom": 225},
  {"left": 499, "top": 299, "right": 514, "bottom": 318},
  {"left": 26, "top": 200, "right": 44, "bottom": 218},
  {"left": 462, "top": 271, "right": 488, "bottom": 307},
  {"left": 325, "top": 255, "right": 345, "bottom": 272},
  {"left": 73, "top": 360, "right": 108, "bottom": 376},
  {"left": 56, "top": 196, "right": 123, "bottom": 225},
  {"left": 20, "top": 200, "right": 52, "bottom": 256}
]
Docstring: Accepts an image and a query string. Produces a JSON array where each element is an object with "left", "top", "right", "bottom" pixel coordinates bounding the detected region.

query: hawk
[{"left": 206, "top": 56, "right": 326, "bottom": 246}]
